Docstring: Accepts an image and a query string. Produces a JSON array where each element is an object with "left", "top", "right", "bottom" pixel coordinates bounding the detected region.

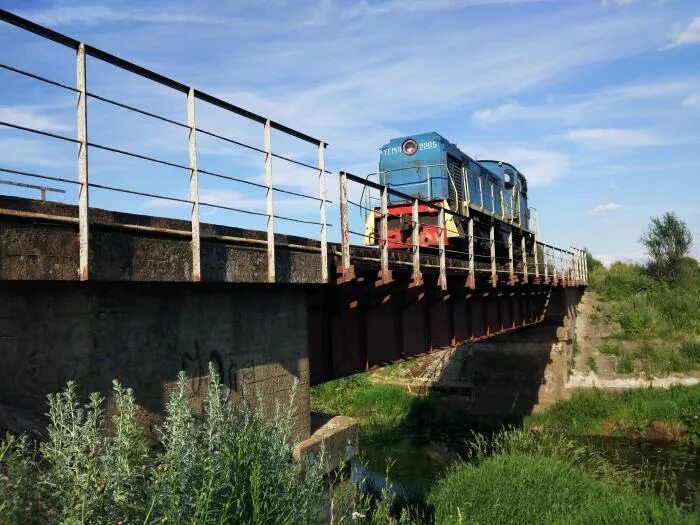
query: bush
[{"left": 0, "top": 366, "right": 325, "bottom": 525}]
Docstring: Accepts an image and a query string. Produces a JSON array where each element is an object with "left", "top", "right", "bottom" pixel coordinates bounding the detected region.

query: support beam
[
  {"left": 187, "top": 88, "right": 201, "bottom": 282},
  {"left": 76, "top": 43, "right": 89, "bottom": 281},
  {"left": 438, "top": 206, "right": 447, "bottom": 290},
  {"left": 412, "top": 198, "right": 422, "bottom": 284},
  {"left": 318, "top": 143, "right": 327, "bottom": 283},
  {"left": 264, "top": 119, "right": 275, "bottom": 283}
]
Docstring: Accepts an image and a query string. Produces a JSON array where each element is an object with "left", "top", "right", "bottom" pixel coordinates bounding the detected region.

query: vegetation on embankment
[
  {"left": 311, "top": 373, "right": 457, "bottom": 443},
  {"left": 582, "top": 212, "right": 700, "bottom": 376},
  {"left": 525, "top": 384, "right": 700, "bottom": 443},
  {"left": 429, "top": 430, "right": 695, "bottom": 525}
]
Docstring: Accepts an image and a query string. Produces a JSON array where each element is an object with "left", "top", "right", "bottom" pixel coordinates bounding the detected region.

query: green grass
[
  {"left": 525, "top": 384, "right": 700, "bottom": 442},
  {"left": 587, "top": 261, "right": 700, "bottom": 374},
  {"left": 429, "top": 452, "right": 692, "bottom": 525},
  {"left": 311, "top": 374, "right": 466, "bottom": 444},
  {"left": 428, "top": 429, "right": 697, "bottom": 525}
]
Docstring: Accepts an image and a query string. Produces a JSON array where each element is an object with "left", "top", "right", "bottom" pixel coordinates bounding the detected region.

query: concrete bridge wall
[{"left": 0, "top": 281, "right": 312, "bottom": 440}]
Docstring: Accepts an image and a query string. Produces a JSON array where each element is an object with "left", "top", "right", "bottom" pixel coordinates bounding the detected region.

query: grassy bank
[
  {"left": 525, "top": 384, "right": 700, "bottom": 443},
  {"left": 429, "top": 430, "right": 694, "bottom": 524},
  {"left": 587, "top": 260, "right": 700, "bottom": 375}
]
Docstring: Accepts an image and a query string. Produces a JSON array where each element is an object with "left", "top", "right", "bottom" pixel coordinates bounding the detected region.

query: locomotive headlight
[{"left": 402, "top": 138, "right": 418, "bottom": 156}]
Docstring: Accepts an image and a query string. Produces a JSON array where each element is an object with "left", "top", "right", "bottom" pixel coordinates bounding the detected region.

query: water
[{"left": 352, "top": 432, "right": 700, "bottom": 511}]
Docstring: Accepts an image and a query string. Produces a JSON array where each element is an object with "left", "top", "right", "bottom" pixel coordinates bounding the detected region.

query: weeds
[{"left": 0, "top": 365, "right": 325, "bottom": 525}]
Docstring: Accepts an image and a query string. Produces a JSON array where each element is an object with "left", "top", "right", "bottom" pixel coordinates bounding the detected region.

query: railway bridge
[{"left": 0, "top": 10, "right": 586, "bottom": 460}]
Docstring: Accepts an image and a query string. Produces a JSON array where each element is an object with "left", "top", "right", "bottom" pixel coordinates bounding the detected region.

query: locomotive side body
[{"left": 366, "top": 132, "right": 536, "bottom": 261}]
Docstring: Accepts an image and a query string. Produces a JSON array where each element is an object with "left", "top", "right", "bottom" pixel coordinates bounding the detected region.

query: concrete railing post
[
  {"left": 521, "top": 235, "right": 528, "bottom": 284},
  {"left": 187, "top": 88, "right": 201, "bottom": 282},
  {"left": 339, "top": 171, "right": 351, "bottom": 273},
  {"left": 264, "top": 119, "right": 275, "bottom": 283},
  {"left": 468, "top": 217, "right": 475, "bottom": 289},
  {"left": 544, "top": 246, "right": 549, "bottom": 283},
  {"left": 438, "top": 206, "right": 447, "bottom": 290},
  {"left": 318, "top": 143, "right": 327, "bottom": 283},
  {"left": 412, "top": 198, "right": 422, "bottom": 283},
  {"left": 508, "top": 230, "right": 514, "bottom": 283},
  {"left": 380, "top": 183, "right": 389, "bottom": 281},
  {"left": 76, "top": 43, "right": 89, "bottom": 281},
  {"left": 534, "top": 241, "right": 540, "bottom": 280},
  {"left": 490, "top": 224, "right": 497, "bottom": 287}
]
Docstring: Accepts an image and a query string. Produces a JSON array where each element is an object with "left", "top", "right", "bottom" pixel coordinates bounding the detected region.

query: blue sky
[{"left": 0, "top": 0, "right": 698, "bottom": 263}]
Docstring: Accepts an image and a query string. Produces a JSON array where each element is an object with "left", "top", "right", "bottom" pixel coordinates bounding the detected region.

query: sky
[{"left": 0, "top": 0, "right": 698, "bottom": 264}]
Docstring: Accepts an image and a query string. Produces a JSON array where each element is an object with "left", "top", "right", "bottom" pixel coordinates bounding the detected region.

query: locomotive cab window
[{"left": 504, "top": 168, "right": 515, "bottom": 188}]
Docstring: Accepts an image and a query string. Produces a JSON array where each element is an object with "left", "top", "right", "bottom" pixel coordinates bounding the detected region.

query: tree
[{"left": 640, "top": 212, "right": 693, "bottom": 279}]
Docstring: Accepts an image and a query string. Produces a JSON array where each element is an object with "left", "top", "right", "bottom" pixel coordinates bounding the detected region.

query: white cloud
[
  {"left": 16, "top": 5, "right": 225, "bottom": 27},
  {"left": 683, "top": 92, "right": 700, "bottom": 109},
  {"left": 666, "top": 17, "right": 700, "bottom": 48},
  {"left": 464, "top": 145, "right": 570, "bottom": 186},
  {"left": 471, "top": 78, "right": 700, "bottom": 126},
  {"left": 0, "top": 106, "right": 71, "bottom": 132},
  {"left": 566, "top": 128, "right": 661, "bottom": 149},
  {"left": 588, "top": 202, "right": 622, "bottom": 216}
]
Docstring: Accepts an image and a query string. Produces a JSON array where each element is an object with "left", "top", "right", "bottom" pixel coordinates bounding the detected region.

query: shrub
[{"left": 0, "top": 366, "right": 326, "bottom": 525}]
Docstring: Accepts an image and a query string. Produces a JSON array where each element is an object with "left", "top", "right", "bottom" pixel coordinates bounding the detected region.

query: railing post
[
  {"left": 76, "top": 43, "right": 89, "bottom": 281},
  {"left": 552, "top": 248, "right": 558, "bottom": 285},
  {"left": 468, "top": 217, "right": 475, "bottom": 289},
  {"left": 534, "top": 241, "right": 540, "bottom": 280},
  {"left": 508, "top": 230, "right": 514, "bottom": 284},
  {"left": 544, "top": 246, "right": 549, "bottom": 283},
  {"left": 187, "top": 88, "right": 201, "bottom": 282},
  {"left": 438, "top": 206, "right": 447, "bottom": 291},
  {"left": 583, "top": 250, "right": 589, "bottom": 284},
  {"left": 490, "top": 224, "right": 497, "bottom": 287},
  {"left": 264, "top": 119, "right": 275, "bottom": 283},
  {"left": 339, "top": 171, "right": 351, "bottom": 273},
  {"left": 380, "top": 183, "right": 389, "bottom": 281},
  {"left": 412, "top": 198, "right": 422, "bottom": 283},
  {"left": 521, "top": 235, "right": 528, "bottom": 284},
  {"left": 318, "top": 142, "right": 327, "bottom": 283},
  {"left": 490, "top": 182, "right": 495, "bottom": 215}
]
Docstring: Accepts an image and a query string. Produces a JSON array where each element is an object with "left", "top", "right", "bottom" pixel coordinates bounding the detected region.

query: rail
[{"left": 0, "top": 9, "right": 330, "bottom": 283}]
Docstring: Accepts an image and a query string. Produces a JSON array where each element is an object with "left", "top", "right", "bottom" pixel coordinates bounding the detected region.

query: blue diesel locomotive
[{"left": 365, "top": 131, "right": 537, "bottom": 265}]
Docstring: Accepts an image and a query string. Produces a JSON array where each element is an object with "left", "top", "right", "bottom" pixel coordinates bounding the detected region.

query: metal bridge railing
[
  {"left": 338, "top": 170, "right": 588, "bottom": 289},
  {"left": 0, "top": 9, "right": 331, "bottom": 283}
]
